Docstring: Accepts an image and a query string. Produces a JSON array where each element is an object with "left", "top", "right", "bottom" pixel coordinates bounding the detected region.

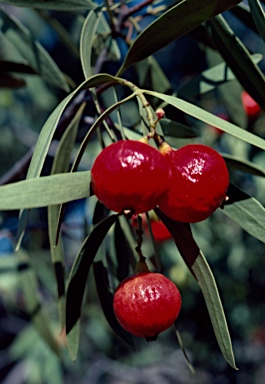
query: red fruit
[
  {"left": 241, "top": 91, "right": 261, "bottom": 119},
  {"left": 150, "top": 220, "right": 172, "bottom": 242},
  {"left": 91, "top": 140, "right": 171, "bottom": 214},
  {"left": 113, "top": 272, "right": 181, "bottom": 340},
  {"left": 159, "top": 143, "right": 229, "bottom": 223}
]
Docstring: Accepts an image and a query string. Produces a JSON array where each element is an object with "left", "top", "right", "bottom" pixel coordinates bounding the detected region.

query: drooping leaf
[
  {"left": 0, "top": 72, "right": 25, "bottom": 88},
  {"left": 80, "top": 10, "right": 102, "bottom": 79},
  {"left": 70, "top": 92, "right": 137, "bottom": 173},
  {"left": 230, "top": 3, "right": 258, "bottom": 32},
  {"left": 114, "top": 218, "right": 132, "bottom": 282},
  {"left": 48, "top": 105, "right": 84, "bottom": 326},
  {"left": 155, "top": 208, "right": 199, "bottom": 278},
  {"left": 0, "top": 60, "right": 36, "bottom": 74},
  {"left": 93, "top": 261, "right": 136, "bottom": 350},
  {"left": 0, "top": 0, "right": 96, "bottom": 11},
  {"left": 192, "top": 251, "right": 238, "bottom": 370},
  {"left": 160, "top": 118, "right": 200, "bottom": 139},
  {"left": 142, "top": 90, "right": 265, "bottom": 150},
  {"left": 0, "top": 171, "right": 91, "bottom": 210},
  {"left": 0, "top": 9, "right": 70, "bottom": 91},
  {"left": 177, "top": 53, "right": 262, "bottom": 98},
  {"left": 66, "top": 213, "right": 119, "bottom": 360},
  {"left": 248, "top": 0, "right": 265, "bottom": 43},
  {"left": 155, "top": 208, "right": 237, "bottom": 369},
  {"left": 223, "top": 183, "right": 265, "bottom": 244},
  {"left": 223, "top": 154, "right": 265, "bottom": 177},
  {"left": 117, "top": 0, "right": 242, "bottom": 75},
  {"left": 208, "top": 14, "right": 265, "bottom": 110},
  {"left": 17, "top": 250, "right": 61, "bottom": 356},
  {"left": 16, "top": 73, "right": 120, "bottom": 246},
  {"left": 27, "top": 73, "right": 120, "bottom": 181}
]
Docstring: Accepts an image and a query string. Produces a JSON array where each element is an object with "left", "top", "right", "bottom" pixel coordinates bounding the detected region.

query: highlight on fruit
[
  {"left": 159, "top": 143, "right": 230, "bottom": 223},
  {"left": 113, "top": 272, "right": 182, "bottom": 341},
  {"left": 90, "top": 139, "right": 171, "bottom": 214}
]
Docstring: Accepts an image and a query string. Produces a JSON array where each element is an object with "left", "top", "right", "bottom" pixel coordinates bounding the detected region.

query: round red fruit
[
  {"left": 113, "top": 272, "right": 181, "bottom": 340},
  {"left": 91, "top": 140, "right": 171, "bottom": 214},
  {"left": 159, "top": 144, "right": 229, "bottom": 223}
]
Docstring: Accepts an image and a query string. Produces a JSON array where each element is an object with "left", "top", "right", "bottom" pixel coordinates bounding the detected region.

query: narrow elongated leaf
[
  {"left": 0, "top": 9, "right": 69, "bottom": 91},
  {"left": 16, "top": 73, "right": 120, "bottom": 245},
  {"left": 0, "top": 171, "right": 91, "bottom": 210},
  {"left": 117, "top": 0, "right": 242, "bottom": 74},
  {"left": 0, "top": 60, "right": 36, "bottom": 74},
  {"left": 48, "top": 104, "right": 84, "bottom": 326},
  {"left": 80, "top": 10, "right": 102, "bottom": 79},
  {"left": 209, "top": 14, "right": 265, "bottom": 110},
  {"left": 143, "top": 90, "right": 265, "bottom": 150},
  {"left": 27, "top": 73, "right": 120, "bottom": 181},
  {"left": 0, "top": 72, "right": 25, "bottom": 88},
  {"left": 192, "top": 252, "right": 237, "bottom": 370},
  {"left": 0, "top": 0, "right": 96, "bottom": 11},
  {"left": 93, "top": 261, "right": 136, "bottom": 349},
  {"left": 231, "top": 3, "right": 258, "bottom": 32},
  {"left": 18, "top": 250, "right": 61, "bottom": 356},
  {"left": 155, "top": 208, "right": 237, "bottom": 369},
  {"left": 178, "top": 53, "right": 262, "bottom": 98},
  {"left": 248, "top": 0, "right": 265, "bottom": 43},
  {"left": 160, "top": 118, "right": 199, "bottom": 138},
  {"left": 70, "top": 92, "right": 137, "bottom": 173},
  {"left": 223, "top": 183, "right": 265, "bottom": 243},
  {"left": 66, "top": 214, "right": 119, "bottom": 360},
  {"left": 114, "top": 219, "right": 132, "bottom": 282},
  {"left": 223, "top": 154, "right": 265, "bottom": 177}
]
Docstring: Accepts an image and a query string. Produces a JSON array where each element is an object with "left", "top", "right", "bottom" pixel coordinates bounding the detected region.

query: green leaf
[
  {"left": 155, "top": 208, "right": 199, "bottom": 278},
  {"left": 0, "top": 171, "right": 91, "bottom": 210},
  {"left": 70, "top": 92, "right": 137, "bottom": 173},
  {"left": 48, "top": 106, "right": 83, "bottom": 326},
  {"left": 223, "top": 154, "right": 265, "bottom": 177},
  {"left": 223, "top": 183, "right": 265, "bottom": 244},
  {"left": 155, "top": 208, "right": 237, "bottom": 369},
  {"left": 0, "top": 0, "right": 96, "bottom": 11},
  {"left": 0, "top": 9, "right": 70, "bottom": 92},
  {"left": 80, "top": 10, "right": 102, "bottom": 79},
  {"left": 143, "top": 90, "right": 265, "bottom": 150},
  {"left": 160, "top": 118, "right": 200, "bottom": 139},
  {"left": 114, "top": 219, "right": 132, "bottom": 282},
  {"left": 192, "top": 251, "right": 238, "bottom": 370},
  {"left": 208, "top": 14, "right": 265, "bottom": 110},
  {"left": 178, "top": 53, "right": 262, "bottom": 98},
  {"left": 66, "top": 214, "right": 119, "bottom": 360},
  {"left": 248, "top": 0, "right": 265, "bottom": 43},
  {"left": 18, "top": 250, "right": 61, "bottom": 356},
  {"left": 117, "top": 0, "right": 242, "bottom": 75},
  {"left": 93, "top": 261, "right": 136, "bottom": 350},
  {"left": 27, "top": 73, "right": 120, "bottom": 181}
]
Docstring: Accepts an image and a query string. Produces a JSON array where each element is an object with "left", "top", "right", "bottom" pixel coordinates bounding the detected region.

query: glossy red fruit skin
[
  {"left": 159, "top": 144, "right": 229, "bottom": 223},
  {"left": 91, "top": 140, "right": 171, "bottom": 214},
  {"left": 113, "top": 272, "right": 181, "bottom": 340}
]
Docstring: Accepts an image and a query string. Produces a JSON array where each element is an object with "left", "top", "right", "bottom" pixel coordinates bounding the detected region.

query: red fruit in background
[
  {"left": 241, "top": 91, "right": 261, "bottom": 119},
  {"left": 159, "top": 143, "right": 229, "bottom": 223},
  {"left": 113, "top": 272, "right": 181, "bottom": 340},
  {"left": 150, "top": 220, "right": 172, "bottom": 242},
  {"left": 91, "top": 140, "right": 171, "bottom": 214}
]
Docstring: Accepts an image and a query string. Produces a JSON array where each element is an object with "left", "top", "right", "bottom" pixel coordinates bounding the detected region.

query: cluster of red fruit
[
  {"left": 91, "top": 139, "right": 229, "bottom": 223},
  {"left": 91, "top": 139, "right": 229, "bottom": 340}
]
